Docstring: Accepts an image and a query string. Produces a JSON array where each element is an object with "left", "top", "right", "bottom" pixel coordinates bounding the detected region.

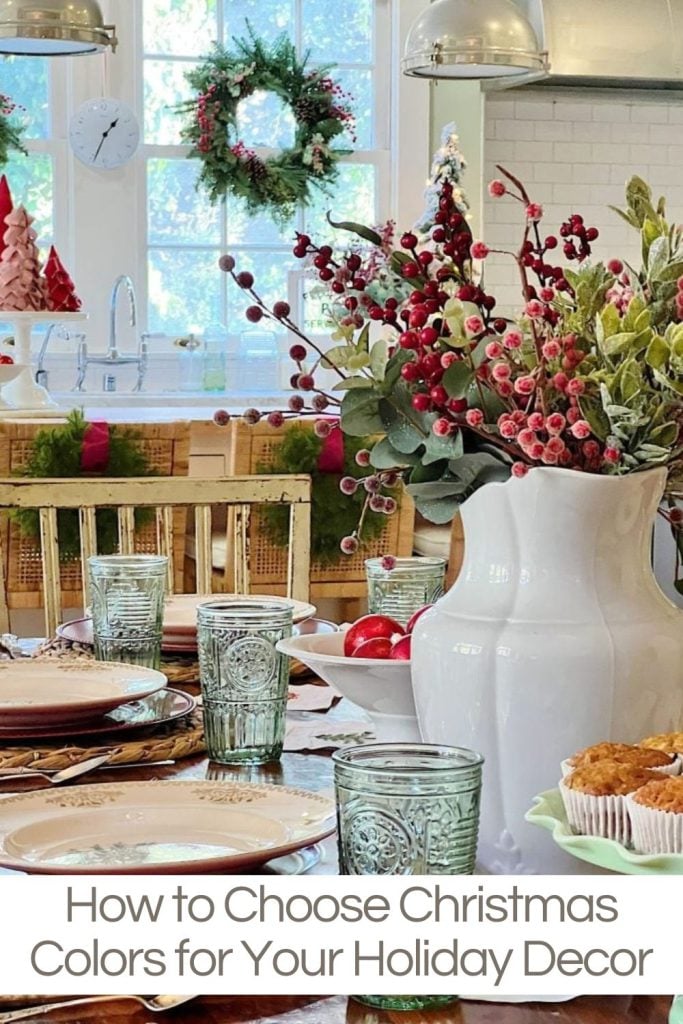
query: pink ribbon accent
[
  {"left": 317, "top": 419, "right": 345, "bottom": 474},
  {"left": 81, "top": 421, "right": 110, "bottom": 473}
]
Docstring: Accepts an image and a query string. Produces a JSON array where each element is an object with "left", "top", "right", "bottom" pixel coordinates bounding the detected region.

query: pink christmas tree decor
[{"left": 0, "top": 205, "right": 45, "bottom": 312}]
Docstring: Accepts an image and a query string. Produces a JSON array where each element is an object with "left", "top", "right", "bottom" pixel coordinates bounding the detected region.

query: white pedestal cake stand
[{"left": 0, "top": 311, "right": 88, "bottom": 412}]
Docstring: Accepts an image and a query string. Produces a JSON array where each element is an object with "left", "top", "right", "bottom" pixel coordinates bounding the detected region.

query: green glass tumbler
[
  {"left": 671, "top": 996, "right": 683, "bottom": 1023},
  {"left": 334, "top": 742, "right": 484, "bottom": 1012},
  {"left": 88, "top": 555, "right": 168, "bottom": 670},
  {"left": 197, "top": 599, "right": 293, "bottom": 764},
  {"left": 365, "top": 556, "right": 446, "bottom": 627}
]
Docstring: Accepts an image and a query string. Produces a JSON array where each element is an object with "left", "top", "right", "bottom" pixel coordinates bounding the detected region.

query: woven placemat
[{"left": 0, "top": 706, "right": 205, "bottom": 771}]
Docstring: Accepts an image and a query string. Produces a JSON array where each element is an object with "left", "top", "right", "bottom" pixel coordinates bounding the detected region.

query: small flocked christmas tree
[
  {"left": 415, "top": 121, "right": 470, "bottom": 235},
  {"left": 43, "top": 245, "right": 82, "bottom": 312},
  {"left": 0, "top": 205, "right": 46, "bottom": 311},
  {"left": 0, "top": 175, "right": 13, "bottom": 261}
]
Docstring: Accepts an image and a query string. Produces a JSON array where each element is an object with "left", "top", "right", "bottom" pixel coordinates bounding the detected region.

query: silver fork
[
  {"left": 0, "top": 994, "right": 198, "bottom": 1021},
  {"left": 0, "top": 755, "right": 112, "bottom": 786}
]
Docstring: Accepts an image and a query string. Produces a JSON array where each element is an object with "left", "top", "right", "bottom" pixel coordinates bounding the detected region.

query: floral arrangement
[
  {"left": 0, "top": 93, "right": 26, "bottom": 167},
  {"left": 215, "top": 168, "right": 683, "bottom": 589},
  {"left": 178, "top": 28, "right": 355, "bottom": 223}
]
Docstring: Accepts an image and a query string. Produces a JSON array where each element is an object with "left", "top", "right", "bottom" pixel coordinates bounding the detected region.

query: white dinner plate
[
  {"left": 0, "top": 780, "right": 336, "bottom": 874},
  {"left": 162, "top": 594, "right": 317, "bottom": 634},
  {"left": 0, "top": 661, "right": 167, "bottom": 727}
]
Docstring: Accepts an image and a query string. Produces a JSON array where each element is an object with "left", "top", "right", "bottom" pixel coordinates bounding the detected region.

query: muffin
[
  {"left": 627, "top": 777, "right": 683, "bottom": 855},
  {"left": 560, "top": 763, "right": 659, "bottom": 843},
  {"left": 562, "top": 742, "right": 678, "bottom": 778},
  {"left": 640, "top": 733, "right": 683, "bottom": 756}
]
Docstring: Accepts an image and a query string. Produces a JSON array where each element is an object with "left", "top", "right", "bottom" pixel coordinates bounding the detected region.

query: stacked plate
[
  {"left": 58, "top": 593, "right": 317, "bottom": 653},
  {"left": 0, "top": 661, "right": 194, "bottom": 740}
]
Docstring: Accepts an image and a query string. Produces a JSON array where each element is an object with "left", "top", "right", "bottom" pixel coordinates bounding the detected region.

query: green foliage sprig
[
  {"left": 12, "top": 410, "right": 155, "bottom": 560},
  {"left": 178, "top": 26, "right": 354, "bottom": 224},
  {"left": 0, "top": 93, "right": 26, "bottom": 166},
  {"left": 257, "top": 424, "right": 389, "bottom": 563}
]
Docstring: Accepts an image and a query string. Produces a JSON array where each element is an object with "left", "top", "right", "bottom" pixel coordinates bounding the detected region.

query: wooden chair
[
  {"left": 199, "top": 419, "right": 415, "bottom": 603},
  {"left": 0, "top": 420, "right": 191, "bottom": 613},
  {"left": 0, "top": 475, "right": 312, "bottom": 638}
]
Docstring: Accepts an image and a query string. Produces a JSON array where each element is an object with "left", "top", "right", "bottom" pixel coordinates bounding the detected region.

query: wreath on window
[
  {"left": 0, "top": 93, "right": 26, "bottom": 166},
  {"left": 178, "top": 27, "right": 355, "bottom": 224}
]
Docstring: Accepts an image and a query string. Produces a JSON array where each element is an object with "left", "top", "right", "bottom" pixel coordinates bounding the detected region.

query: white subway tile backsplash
[
  {"left": 630, "top": 103, "right": 670, "bottom": 124},
  {"left": 481, "top": 88, "right": 683, "bottom": 307}
]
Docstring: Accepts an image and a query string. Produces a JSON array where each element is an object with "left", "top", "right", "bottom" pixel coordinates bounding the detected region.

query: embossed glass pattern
[
  {"left": 88, "top": 556, "right": 168, "bottom": 670},
  {"left": 334, "top": 743, "right": 483, "bottom": 1013},
  {"left": 198, "top": 600, "right": 293, "bottom": 764},
  {"left": 365, "top": 557, "right": 446, "bottom": 627}
]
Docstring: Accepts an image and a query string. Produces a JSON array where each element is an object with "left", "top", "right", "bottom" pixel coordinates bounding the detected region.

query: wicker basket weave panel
[
  {"left": 226, "top": 420, "right": 414, "bottom": 590},
  {"left": 0, "top": 421, "right": 191, "bottom": 609}
]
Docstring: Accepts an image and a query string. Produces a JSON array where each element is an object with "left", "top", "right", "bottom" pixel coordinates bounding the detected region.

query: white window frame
[{"left": 54, "top": 0, "right": 430, "bottom": 361}]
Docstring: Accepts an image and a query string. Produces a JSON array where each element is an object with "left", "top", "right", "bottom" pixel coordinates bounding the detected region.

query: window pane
[
  {"left": 148, "top": 159, "right": 221, "bottom": 245},
  {"left": 0, "top": 56, "right": 49, "bottom": 139},
  {"left": 224, "top": 0, "right": 293, "bottom": 43},
  {"left": 226, "top": 194, "right": 294, "bottom": 247},
  {"left": 226, "top": 251, "right": 292, "bottom": 333},
  {"left": 148, "top": 248, "right": 222, "bottom": 334},
  {"left": 6, "top": 152, "right": 53, "bottom": 247},
  {"left": 144, "top": 0, "right": 217, "bottom": 56},
  {"left": 304, "top": 163, "right": 377, "bottom": 243},
  {"left": 301, "top": 0, "right": 372, "bottom": 64},
  {"left": 236, "top": 90, "right": 296, "bottom": 150},
  {"left": 336, "top": 68, "right": 373, "bottom": 150},
  {"left": 144, "top": 60, "right": 197, "bottom": 145}
]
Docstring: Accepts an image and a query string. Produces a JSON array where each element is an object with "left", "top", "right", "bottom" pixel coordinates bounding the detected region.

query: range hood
[{"left": 514, "top": 0, "right": 683, "bottom": 88}]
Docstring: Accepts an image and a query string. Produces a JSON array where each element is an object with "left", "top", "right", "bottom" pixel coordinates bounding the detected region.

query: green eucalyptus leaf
[
  {"left": 443, "top": 360, "right": 475, "bottom": 399},
  {"left": 448, "top": 451, "right": 509, "bottom": 489},
  {"left": 356, "top": 322, "right": 370, "bottom": 354},
  {"left": 370, "top": 437, "right": 419, "bottom": 470},
  {"left": 422, "top": 424, "right": 465, "bottom": 465},
  {"left": 409, "top": 492, "right": 464, "bottom": 525},
  {"left": 381, "top": 348, "right": 414, "bottom": 393},
  {"left": 379, "top": 387, "right": 428, "bottom": 454},
  {"left": 601, "top": 331, "right": 637, "bottom": 357},
  {"left": 321, "top": 344, "right": 353, "bottom": 369},
  {"left": 340, "top": 386, "right": 384, "bottom": 436},
  {"left": 347, "top": 352, "right": 371, "bottom": 371},
  {"left": 369, "top": 339, "right": 388, "bottom": 382},
  {"left": 648, "top": 422, "right": 678, "bottom": 447},
  {"left": 409, "top": 461, "right": 450, "bottom": 485},
  {"left": 332, "top": 377, "right": 374, "bottom": 391}
]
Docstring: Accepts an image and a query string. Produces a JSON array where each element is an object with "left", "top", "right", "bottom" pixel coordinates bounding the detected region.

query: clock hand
[{"left": 92, "top": 118, "right": 120, "bottom": 163}]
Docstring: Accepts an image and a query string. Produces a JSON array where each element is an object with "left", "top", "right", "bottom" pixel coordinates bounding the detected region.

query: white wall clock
[{"left": 69, "top": 98, "right": 140, "bottom": 170}]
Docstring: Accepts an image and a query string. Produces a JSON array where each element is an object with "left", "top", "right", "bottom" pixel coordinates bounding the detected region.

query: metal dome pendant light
[
  {"left": 403, "top": 0, "right": 547, "bottom": 79},
  {"left": 0, "top": 0, "right": 117, "bottom": 55}
]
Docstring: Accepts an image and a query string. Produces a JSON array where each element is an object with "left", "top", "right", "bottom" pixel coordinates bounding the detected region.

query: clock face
[{"left": 69, "top": 98, "right": 140, "bottom": 170}]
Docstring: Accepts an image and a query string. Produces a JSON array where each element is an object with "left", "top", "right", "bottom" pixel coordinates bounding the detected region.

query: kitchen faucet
[{"left": 75, "top": 275, "right": 149, "bottom": 392}]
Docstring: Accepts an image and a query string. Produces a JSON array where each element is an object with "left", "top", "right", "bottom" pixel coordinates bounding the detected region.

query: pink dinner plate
[
  {"left": 0, "top": 688, "right": 195, "bottom": 741},
  {"left": 0, "top": 661, "right": 167, "bottom": 728}
]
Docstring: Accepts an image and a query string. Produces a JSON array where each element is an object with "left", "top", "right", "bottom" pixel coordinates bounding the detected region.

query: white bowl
[{"left": 277, "top": 631, "right": 420, "bottom": 742}]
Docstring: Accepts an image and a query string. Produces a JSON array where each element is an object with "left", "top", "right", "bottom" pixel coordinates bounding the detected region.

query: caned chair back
[
  {"left": 0, "top": 420, "right": 191, "bottom": 608},
  {"left": 0, "top": 475, "right": 312, "bottom": 638}
]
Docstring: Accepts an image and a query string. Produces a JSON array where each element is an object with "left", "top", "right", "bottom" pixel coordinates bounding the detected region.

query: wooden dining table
[{"left": 0, "top": 751, "right": 673, "bottom": 1024}]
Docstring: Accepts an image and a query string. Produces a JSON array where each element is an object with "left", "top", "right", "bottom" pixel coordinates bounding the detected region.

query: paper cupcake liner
[
  {"left": 626, "top": 794, "right": 683, "bottom": 855},
  {"left": 559, "top": 780, "right": 631, "bottom": 843},
  {"left": 561, "top": 756, "right": 680, "bottom": 779}
]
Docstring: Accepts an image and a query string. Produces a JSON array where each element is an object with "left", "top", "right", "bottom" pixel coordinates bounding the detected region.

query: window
[{"left": 141, "top": 0, "right": 392, "bottom": 364}]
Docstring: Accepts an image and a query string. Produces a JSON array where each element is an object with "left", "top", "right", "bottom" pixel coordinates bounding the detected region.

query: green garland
[
  {"left": 12, "top": 410, "right": 155, "bottom": 560},
  {"left": 0, "top": 93, "right": 26, "bottom": 165},
  {"left": 257, "top": 425, "right": 389, "bottom": 564},
  {"left": 178, "top": 27, "right": 354, "bottom": 223}
]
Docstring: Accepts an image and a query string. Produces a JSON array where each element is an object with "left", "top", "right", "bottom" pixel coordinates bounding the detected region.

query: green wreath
[
  {"left": 257, "top": 425, "right": 390, "bottom": 564},
  {"left": 178, "top": 28, "right": 355, "bottom": 223},
  {"left": 0, "top": 92, "right": 26, "bottom": 166},
  {"left": 11, "top": 410, "right": 155, "bottom": 561}
]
